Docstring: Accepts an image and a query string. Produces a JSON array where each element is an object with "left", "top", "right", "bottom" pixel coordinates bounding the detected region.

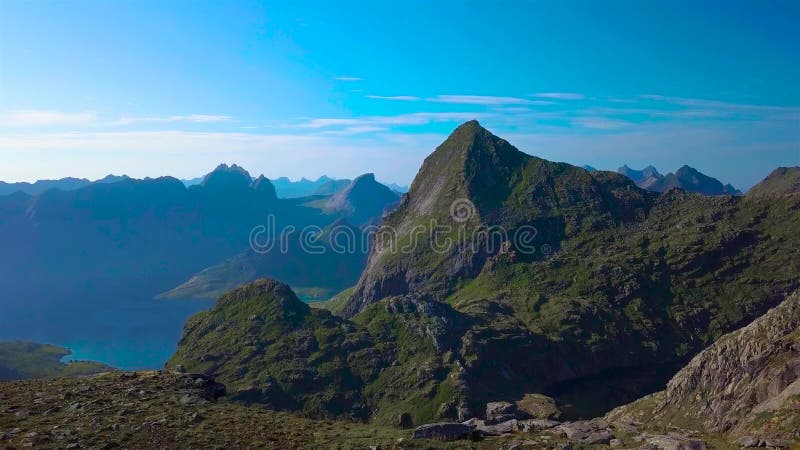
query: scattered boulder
[
  {"left": 486, "top": 401, "right": 518, "bottom": 422},
  {"left": 585, "top": 430, "right": 613, "bottom": 445},
  {"left": 641, "top": 434, "right": 706, "bottom": 450},
  {"left": 515, "top": 393, "right": 561, "bottom": 420},
  {"left": 738, "top": 436, "right": 762, "bottom": 448},
  {"left": 412, "top": 422, "right": 473, "bottom": 441},
  {"left": 520, "top": 419, "right": 560, "bottom": 432},
  {"left": 556, "top": 420, "right": 614, "bottom": 444},
  {"left": 476, "top": 419, "right": 519, "bottom": 436}
]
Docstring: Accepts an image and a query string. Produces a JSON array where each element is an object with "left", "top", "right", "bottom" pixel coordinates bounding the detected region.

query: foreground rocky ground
[{"left": 0, "top": 370, "right": 756, "bottom": 450}]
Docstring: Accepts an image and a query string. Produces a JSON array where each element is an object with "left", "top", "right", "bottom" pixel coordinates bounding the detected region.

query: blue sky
[{"left": 1, "top": 0, "right": 798, "bottom": 189}]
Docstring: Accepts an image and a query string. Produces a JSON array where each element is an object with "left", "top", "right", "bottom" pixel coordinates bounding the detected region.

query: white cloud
[
  {"left": 366, "top": 95, "right": 421, "bottom": 101},
  {"left": 334, "top": 76, "right": 364, "bottom": 81},
  {"left": 1, "top": 110, "right": 96, "bottom": 127},
  {"left": 298, "top": 112, "right": 487, "bottom": 129},
  {"left": 533, "top": 92, "right": 586, "bottom": 100},
  {"left": 428, "top": 95, "right": 535, "bottom": 105},
  {"left": 116, "top": 114, "right": 232, "bottom": 125},
  {"left": 639, "top": 94, "right": 800, "bottom": 113}
]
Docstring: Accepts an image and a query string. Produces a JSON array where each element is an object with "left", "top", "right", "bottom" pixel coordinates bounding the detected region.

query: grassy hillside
[{"left": 0, "top": 341, "right": 112, "bottom": 380}]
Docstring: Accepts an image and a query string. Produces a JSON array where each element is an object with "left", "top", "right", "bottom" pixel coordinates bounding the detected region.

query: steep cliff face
[{"left": 608, "top": 290, "right": 800, "bottom": 441}]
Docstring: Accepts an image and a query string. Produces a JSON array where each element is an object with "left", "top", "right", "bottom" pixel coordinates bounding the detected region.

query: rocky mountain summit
[{"left": 323, "top": 173, "right": 400, "bottom": 226}]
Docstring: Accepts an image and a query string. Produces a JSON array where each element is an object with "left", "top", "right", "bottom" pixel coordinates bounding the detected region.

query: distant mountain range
[
  {"left": 270, "top": 176, "right": 408, "bottom": 198},
  {"left": 0, "top": 175, "right": 130, "bottom": 196},
  {"left": 159, "top": 174, "right": 400, "bottom": 300},
  {"left": 0, "top": 164, "right": 399, "bottom": 324},
  {"left": 617, "top": 164, "right": 741, "bottom": 195}
]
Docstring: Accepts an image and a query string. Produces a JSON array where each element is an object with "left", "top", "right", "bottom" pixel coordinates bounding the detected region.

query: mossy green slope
[{"left": 168, "top": 279, "right": 387, "bottom": 418}]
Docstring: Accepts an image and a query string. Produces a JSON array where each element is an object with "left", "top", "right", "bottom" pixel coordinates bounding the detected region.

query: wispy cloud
[
  {"left": 428, "top": 95, "right": 535, "bottom": 105},
  {"left": 116, "top": 114, "right": 232, "bottom": 125},
  {"left": 298, "top": 112, "right": 487, "bottom": 129},
  {"left": 639, "top": 94, "right": 800, "bottom": 113},
  {"left": 1, "top": 110, "right": 96, "bottom": 127},
  {"left": 572, "top": 117, "right": 630, "bottom": 130},
  {"left": 533, "top": 92, "right": 585, "bottom": 100},
  {"left": 334, "top": 76, "right": 364, "bottom": 81},
  {"left": 366, "top": 95, "right": 421, "bottom": 101}
]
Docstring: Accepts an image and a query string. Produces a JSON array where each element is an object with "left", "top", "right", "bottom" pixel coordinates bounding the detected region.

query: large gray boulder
[
  {"left": 641, "top": 434, "right": 706, "bottom": 450},
  {"left": 486, "top": 401, "right": 518, "bottom": 422},
  {"left": 475, "top": 419, "right": 518, "bottom": 436}
]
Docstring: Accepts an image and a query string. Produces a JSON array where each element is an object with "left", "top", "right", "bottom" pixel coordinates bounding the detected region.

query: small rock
[
  {"left": 66, "top": 444, "right": 82, "bottom": 449},
  {"left": 100, "top": 442, "right": 119, "bottom": 449},
  {"left": 180, "top": 394, "right": 200, "bottom": 405},
  {"left": 188, "top": 412, "right": 203, "bottom": 423},
  {"left": 520, "top": 419, "right": 560, "bottom": 432},
  {"left": 175, "top": 365, "right": 187, "bottom": 373},
  {"left": 0, "top": 432, "right": 9, "bottom": 441},
  {"left": 738, "top": 436, "right": 762, "bottom": 448},
  {"left": 462, "top": 418, "right": 485, "bottom": 427},
  {"left": 476, "top": 419, "right": 519, "bottom": 436},
  {"left": 412, "top": 422, "right": 473, "bottom": 441},
  {"left": 610, "top": 438, "right": 624, "bottom": 448},
  {"left": 585, "top": 430, "right": 613, "bottom": 445},
  {"left": 486, "top": 401, "right": 518, "bottom": 422},
  {"left": 643, "top": 434, "right": 706, "bottom": 450}
]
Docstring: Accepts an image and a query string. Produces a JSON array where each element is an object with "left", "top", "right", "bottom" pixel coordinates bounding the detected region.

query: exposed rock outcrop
[{"left": 608, "top": 290, "right": 800, "bottom": 442}]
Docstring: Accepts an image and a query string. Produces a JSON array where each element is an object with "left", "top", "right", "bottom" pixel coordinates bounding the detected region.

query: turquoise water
[
  {"left": 1, "top": 292, "right": 214, "bottom": 370},
  {"left": 1, "top": 287, "right": 329, "bottom": 371}
]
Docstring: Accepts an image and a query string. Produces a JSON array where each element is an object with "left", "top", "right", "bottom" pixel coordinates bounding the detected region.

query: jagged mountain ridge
[{"left": 618, "top": 164, "right": 741, "bottom": 195}]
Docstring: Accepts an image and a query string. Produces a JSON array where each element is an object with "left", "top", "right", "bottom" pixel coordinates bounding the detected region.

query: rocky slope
[
  {"left": 2, "top": 368, "right": 725, "bottom": 449},
  {"left": 0, "top": 370, "right": 487, "bottom": 449},
  {"left": 607, "top": 290, "right": 800, "bottom": 445},
  {"left": 748, "top": 167, "right": 800, "bottom": 197},
  {"left": 345, "top": 120, "right": 652, "bottom": 317}
]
